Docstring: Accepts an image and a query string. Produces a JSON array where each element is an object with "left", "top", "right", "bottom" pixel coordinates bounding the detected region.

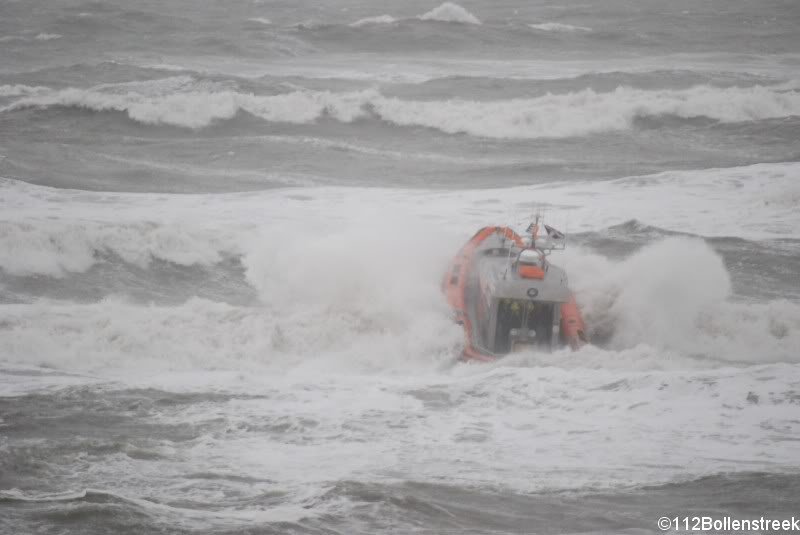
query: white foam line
[{"left": 4, "top": 80, "right": 798, "bottom": 136}]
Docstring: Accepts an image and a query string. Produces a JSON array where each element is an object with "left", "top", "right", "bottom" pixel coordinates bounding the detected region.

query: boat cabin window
[
  {"left": 494, "top": 299, "right": 555, "bottom": 353},
  {"left": 482, "top": 247, "right": 515, "bottom": 257}
]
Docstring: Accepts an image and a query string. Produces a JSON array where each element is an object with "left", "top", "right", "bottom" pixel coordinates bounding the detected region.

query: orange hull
[
  {"left": 442, "top": 227, "right": 521, "bottom": 362},
  {"left": 443, "top": 226, "right": 587, "bottom": 362},
  {"left": 560, "top": 293, "right": 588, "bottom": 350}
]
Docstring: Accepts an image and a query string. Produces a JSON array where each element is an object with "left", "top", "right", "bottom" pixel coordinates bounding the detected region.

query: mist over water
[{"left": 1, "top": 0, "right": 799, "bottom": 533}]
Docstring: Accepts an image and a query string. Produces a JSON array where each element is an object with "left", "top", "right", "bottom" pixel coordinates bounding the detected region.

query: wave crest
[
  {"left": 529, "top": 22, "right": 591, "bottom": 32},
  {"left": 566, "top": 237, "right": 800, "bottom": 364},
  {"left": 0, "top": 220, "right": 235, "bottom": 277},
  {"left": 349, "top": 15, "right": 398, "bottom": 27},
  {"left": 347, "top": 3, "right": 479, "bottom": 28},
  {"left": 418, "top": 2, "right": 481, "bottom": 24},
  {"left": 0, "top": 84, "right": 49, "bottom": 97},
  {"left": 4, "top": 80, "right": 798, "bottom": 137}
]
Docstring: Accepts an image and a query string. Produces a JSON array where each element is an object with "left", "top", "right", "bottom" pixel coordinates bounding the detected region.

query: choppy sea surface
[{"left": 1, "top": 0, "right": 799, "bottom": 533}]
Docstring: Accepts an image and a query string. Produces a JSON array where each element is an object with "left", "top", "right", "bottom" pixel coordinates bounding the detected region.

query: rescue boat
[{"left": 443, "top": 217, "right": 587, "bottom": 361}]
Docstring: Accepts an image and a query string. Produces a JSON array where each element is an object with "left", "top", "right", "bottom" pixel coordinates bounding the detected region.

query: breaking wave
[
  {"left": 1, "top": 176, "right": 799, "bottom": 370},
  {"left": 348, "top": 3, "right": 480, "bottom": 27},
  {"left": 0, "top": 84, "right": 49, "bottom": 97},
  {"left": 0, "top": 33, "right": 61, "bottom": 43},
  {"left": 349, "top": 15, "right": 398, "bottom": 27},
  {"left": 1, "top": 235, "right": 799, "bottom": 374},
  {"left": 4, "top": 79, "right": 798, "bottom": 137},
  {"left": 529, "top": 22, "right": 592, "bottom": 32},
  {"left": 0, "top": 296, "right": 459, "bottom": 374},
  {"left": 2, "top": 86, "right": 374, "bottom": 130},
  {"left": 1, "top": 161, "right": 797, "bottom": 279},
  {"left": 2, "top": 180, "right": 799, "bottom": 369},
  {"left": 562, "top": 238, "right": 800, "bottom": 364},
  {"left": 418, "top": 2, "right": 481, "bottom": 24},
  {"left": 0, "top": 219, "right": 461, "bottom": 373},
  {"left": 0, "top": 220, "right": 238, "bottom": 277},
  {"left": 241, "top": 232, "right": 800, "bottom": 367}
]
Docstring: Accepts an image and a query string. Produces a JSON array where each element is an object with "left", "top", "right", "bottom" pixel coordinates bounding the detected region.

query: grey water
[{"left": 1, "top": 0, "right": 799, "bottom": 533}]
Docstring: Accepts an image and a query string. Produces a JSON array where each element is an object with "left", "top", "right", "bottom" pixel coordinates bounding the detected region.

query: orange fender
[
  {"left": 443, "top": 227, "right": 524, "bottom": 361},
  {"left": 560, "top": 293, "right": 588, "bottom": 350}
]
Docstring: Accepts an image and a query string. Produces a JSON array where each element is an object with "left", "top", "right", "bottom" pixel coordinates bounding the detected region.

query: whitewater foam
[
  {"left": 0, "top": 220, "right": 235, "bottom": 277},
  {"left": 1, "top": 161, "right": 798, "bottom": 281},
  {"left": 418, "top": 3, "right": 481, "bottom": 25},
  {"left": 5, "top": 80, "right": 797, "bottom": 136},
  {"left": 2, "top": 174, "right": 800, "bottom": 369},
  {"left": 3, "top": 186, "right": 799, "bottom": 505},
  {"left": 3, "top": 1, "right": 800, "bottom": 529},
  {"left": 1, "top": 84, "right": 377, "bottom": 129},
  {"left": 303, "top": 3, "right": 484, "bottom": 28},
  {"left": 0, "top": 84, "right": 49, "bottom": 97},
  {"left": 2, "top": 298, "right": 799, "bottom": 503},
  {"left": 0, "top": 279, "right": 459, "bottom": 374},
  {"left": 349, "top": 15, "right": 398, "bottom": 27},
  {"left": 529, "top": 22, "right": 592, "bottom": 32},
  {"left": 2, "top": 159, "right": 798, "bottom": 368},
  {"left": 368, "top": 83, "right": 800, "bottom": 139}
]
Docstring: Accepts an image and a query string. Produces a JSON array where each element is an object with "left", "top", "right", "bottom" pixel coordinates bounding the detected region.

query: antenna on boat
[
  {"left": 503, "top": 237, "right": 514, "bottom": 280},
  {"left": 498, "top": 223, "right": 509, "bottom": 280},
  {"left": 502, "top": 203, "right": 522, "bottom": 280},
  {"left": 530, "top": 210, "right": 566, "bottom": 255},
  {"left": 527, "top": 211, "right": 541, "bottom": 250}
]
